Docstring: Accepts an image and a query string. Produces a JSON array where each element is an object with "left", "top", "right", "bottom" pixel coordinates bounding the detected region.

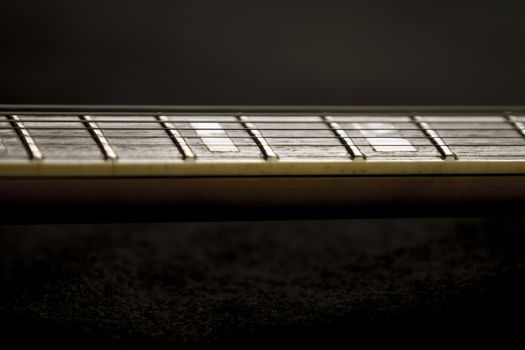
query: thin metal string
[
  {"left": 2, "top": 143, "right": 525, "bottom": 148},
  {"left": 0, "top": 119, "right": 518, "bottom": 123},
  {"left": 2, "top": 115, "right": 525, "bottom": 158},
  {"left": 3, "top": 154, "right": 525, "bottom": 159},
  {"left": 1, "top": 135, "right": 525, "bottom": 139},
  {"left": 1, "top": 139, "right": 525, "bottom": 147},
  {"left": 0, "top": 126, "right": 521, "bottom": 131}
]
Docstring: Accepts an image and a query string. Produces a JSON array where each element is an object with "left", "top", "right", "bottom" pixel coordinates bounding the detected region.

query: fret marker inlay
[
  {"left": 323, "top": 116, "right": 365, "bottom": 160},
  {"left": 157, "top": 116, "right": 196, "bottom": 161},
  {"left": 352, "top": 122, "right": 417, "bottom": 152},
  {"left": 7, "top": 115, "right": 43, "bottom": 160},
  {"left": 190, "top": 122, "right": 239, "bottom": 152},
  {"left": 80, "top": 115, "right": 118, "bottom": 160},
  {"left": 238, "top": 116, "right": 278, "bottom": 161},
  {"left": 412, "top": 116, "right": 457, "bottom": 161}
]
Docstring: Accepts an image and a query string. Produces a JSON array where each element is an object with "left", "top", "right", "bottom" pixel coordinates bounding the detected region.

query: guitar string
[
  {"left": 0, "top": 115, "right": 522, "bottom": 123},
  {"left": 0, "top": 126, "right": 522, "bottom": 131},
  {"left": 1, "top": 116, "right": 525, "bottom": 151},
  {"left": 1, "top": 135, "right": 523, "bottom": 139},
  {"left": 0, "top": 115, "right": 523, "bottom": 132},
  {"left": 3, "top": 140, "right": 525, "bottom": 146},
  {"left": 1, "top": 136, "right": 525, "bottom": 144},
  {"left": 2, "top": 144, "right": 525, "bottom": 150},
  {"left": 0, "top": 119, "right": 520, "bottom": 123}
]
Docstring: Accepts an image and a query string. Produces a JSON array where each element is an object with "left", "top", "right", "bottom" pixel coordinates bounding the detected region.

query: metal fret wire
[
  {"left": 79, "top": 115, "right": 118, "bottom": 160},
  {"left": 238, "top": 116, "right": 278, "bottom": 160},
  {"left": 5, "top": 115, "right": 43, "bottom": 160},
  {"left": 157, "top": 115, "right": 196, "bottom": 160},
  {"left": 323, "top": 115, "right": 365, "bottom": 160},
  {"left": 412, "top": 115, "right": 457, "bottom": 160}
]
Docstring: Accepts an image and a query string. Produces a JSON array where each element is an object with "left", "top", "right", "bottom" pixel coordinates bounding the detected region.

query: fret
[
  {"left": 6, "top": 115, "right": 43, "bottom": 160},
  {"left": 0, "top": 116, "right": 38, "bottom": 159},
  {"left": 0, "top": 118, "right": 7, "bottom": 155},
  {"left": 238, "top": 116, "right": 278, "bottom": 161},
  {"left": 323, "top": 116, "right": 365, "bottom": 160},
  {"left": 506, "top": 114, "right": 525, "bottom": 139},
  {"left": 157, "top": 115, "right": 195, "bottom": 160},
  {"left": 0, "top": 136, "right": 5, "bottom": 155},
  {"left": 412, "top": 116, "right": 457, "bottom": 161},
  {"left": 80, "top": 115, "right": 118, "bottom": 160}
]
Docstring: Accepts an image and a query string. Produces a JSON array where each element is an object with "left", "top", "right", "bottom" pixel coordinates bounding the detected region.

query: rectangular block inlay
[
  {"left": 190, "top": 122, "right": 239, "bottom": 152},
  {"left": 352, "top": 123, "right": 417, "bottom": 152}
]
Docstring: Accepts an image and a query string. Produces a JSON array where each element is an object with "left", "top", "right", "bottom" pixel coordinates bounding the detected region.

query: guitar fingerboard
[{"left": 1, "top": 106, "right": 525, "bottom": 176}]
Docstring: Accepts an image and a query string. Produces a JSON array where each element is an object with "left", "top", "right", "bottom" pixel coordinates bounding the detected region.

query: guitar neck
[{"left": 1, "top": 105, "right": 525, "bottom": 177}]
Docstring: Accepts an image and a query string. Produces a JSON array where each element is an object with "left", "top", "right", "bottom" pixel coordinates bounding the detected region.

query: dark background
[
  {"left": 1, "top": 0, "right": 525, "bottom": 105},
  {"left": 1, "top": 0, "right": 525, "bottom": 346}
]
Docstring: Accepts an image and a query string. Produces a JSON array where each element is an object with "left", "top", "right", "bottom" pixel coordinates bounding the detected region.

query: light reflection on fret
[
  {"left": 238, "top": 116, "right": 278, "bottom": 161},
  {"left": 506, "top": 114, "right": 525, "bottom": 139},
  {"left": 80, "top": 115, "right": 118, "bottom": 160},
  {"left": 0, "top": 136, "right": 6, "bottom": 154},
  {"left": 412, "top": 116, "right": 457, "bottom": 161},
  {"left": 323, "top": 116, "right": 364, "bottom": 160},
  {"left": 6, "top": 115, "right": 43, "bottom": 160},
  {"left": 157, "top": 116, "right": 195, "bottom": 160}
]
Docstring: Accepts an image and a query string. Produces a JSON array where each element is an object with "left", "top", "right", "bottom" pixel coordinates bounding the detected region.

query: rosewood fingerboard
[{"left": 1, "top": 106, "right": 525, "bottom": 177}]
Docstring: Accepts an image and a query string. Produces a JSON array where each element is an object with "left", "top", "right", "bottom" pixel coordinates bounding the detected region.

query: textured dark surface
[{"left": 1, "top": 218, "right": 524, "bottom": 345}]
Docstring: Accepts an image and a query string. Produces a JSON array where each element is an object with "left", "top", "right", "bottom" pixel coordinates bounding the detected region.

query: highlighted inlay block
[
  {"left": 353, "top": 123, "right": 417, "bottom": 152},
  {"left": 190, "top": 122, "right": 239, "bottom": 152}
]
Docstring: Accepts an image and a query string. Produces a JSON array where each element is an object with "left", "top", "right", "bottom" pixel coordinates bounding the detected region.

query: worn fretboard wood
[{"left": 2, "top": 107, "right": 525, "bottom": 177}]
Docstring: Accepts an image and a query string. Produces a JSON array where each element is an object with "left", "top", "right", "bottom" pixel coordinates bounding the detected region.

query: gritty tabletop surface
[{"left": 0, "top": 218, "right": 524, "bottom": 345}]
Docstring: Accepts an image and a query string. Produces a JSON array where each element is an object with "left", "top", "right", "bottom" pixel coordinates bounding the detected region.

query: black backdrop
[
  {"left": 1, "top": 0, "right": 525, "bottom": 105},
  {"left": 1, "top": 0, "right": 525, "bottom": 346}
]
